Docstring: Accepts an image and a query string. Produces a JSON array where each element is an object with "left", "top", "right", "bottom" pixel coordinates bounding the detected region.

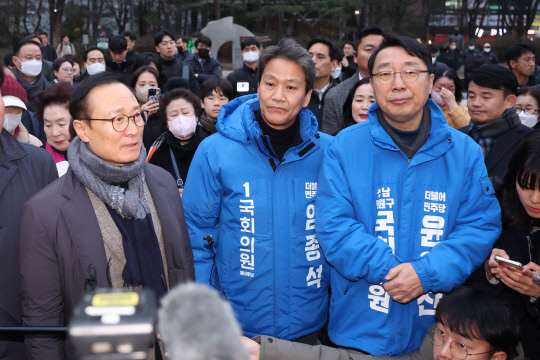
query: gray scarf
[{"left": 68, "top": 137, "right": 149, "bottom": 219}]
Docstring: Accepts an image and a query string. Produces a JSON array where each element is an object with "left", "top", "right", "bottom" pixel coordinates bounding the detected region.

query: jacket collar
[{"left": 368, "top": 98, "right": 453, "bottom": 164}]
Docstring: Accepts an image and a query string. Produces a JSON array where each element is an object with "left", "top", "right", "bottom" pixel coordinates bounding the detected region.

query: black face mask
[
  {"left": 198, "top": 48, "right": 210, "bottom": 59},
  {"left": 177, "top": 46, "right": 184, "bottom": 54}
]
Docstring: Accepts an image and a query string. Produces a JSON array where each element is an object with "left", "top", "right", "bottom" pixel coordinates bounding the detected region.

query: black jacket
[
  {"left": 0, "top": 130, "right": 57, "bottom": 360},
  {"left": 19, "top": 164, "right": 195, "bottom": 360},
  {"left": 106, "top": 58, "right": 138, "bottom": 85},
  {"left": 226, "top": 63, "right": 258, "bottom": 99},
  {"left": 41, "top": 44, "right": 57, "bottom": 62},
  {"left": 185, "top": 56, "right": 222, "bottom": 85},
  {"left": 307, "top": 78, "right": 338, "bottom": 128},
  {"left": 467, "top": 229, "right": 540, "bottom": 359},
  {"left": 459, "top": 122, "right": 533, "bottom": 188},
  {"left": 148, "top": 127, "right": 209, "bottom": 185},
  {"left": 158, "top": 56, "right": 200, "bottom": 96}
]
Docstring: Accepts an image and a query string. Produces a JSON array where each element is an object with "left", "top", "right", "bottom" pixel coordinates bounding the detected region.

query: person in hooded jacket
[{"left": 182, "top": 38, "right": 332, "bottom": 344}]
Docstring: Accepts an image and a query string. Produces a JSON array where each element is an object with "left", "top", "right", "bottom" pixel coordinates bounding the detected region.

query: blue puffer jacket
[
  {"left": 183, "top": 94, "right": 333, "bottom": 340},
  {"left": 316, "top": 99, "right": 501, "bottom": 355}
]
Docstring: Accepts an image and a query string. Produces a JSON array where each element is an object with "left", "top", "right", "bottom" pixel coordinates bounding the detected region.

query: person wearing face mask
[
  {"left": 78, "top": 47, "right": 107, "bottom": 83},
  {"left": 480, "top": 43, "right": 498, "bottom": 65},
  {"left": 430, "top": 68, "right": 470, "bottom": 129},
  {"left": 1, "top": 74, "right": 42, "bottom": 147},
  {"left": 130, "top": 66, "right": 166, "bottom": 151},
  {"left": 185, "top": 36, "right": 222, "bottom": 85},
  {"left": 11, "top": 39, "right": 51, "bottom": 112},
  {"left": 146, "top": 88, "right": 209, "bottom": 196},
  {"left": 515, "top": 86, "right": 540, "bottom": 129},
  {"left": 0, "top": 64, "right": 58, "bottom": 360},
  {"left": 227, "top": 37, "right": 261, "bottom": 99},
  {"left": 426, "top": 44, "right": 449, "bottom": 72},
  {"left": 175, "top": 36, "right": 194, "bottom": 62},
  {"left": 463, "top": 41, "right": 481, "bottom": 91},
  {"left": 439, "top": 41, "right": 462, "bottom": 72}
]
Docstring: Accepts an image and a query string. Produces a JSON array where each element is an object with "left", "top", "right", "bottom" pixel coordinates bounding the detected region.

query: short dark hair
[
  {"left": 63, "top": 54, "right": 82, "bottom": 69},
  {"left": 109, "top": 35, "right": 128, "bottom": 53},
  {"left": 307, "top": 38, "right": 341, "bottom": 62},
  {"left": 192, "top": 31, "right": 203, "bottom": 38},
  {"left": 158, "top": 88, "right": 202, "bottom": 126},
  {"left": 368, "top": 33, "right": 432, "bottom": 76},
  {"left": 435, "top": 286, "right": 519, "bottom": 356},
  {"left": 517, "top": 86, "right": 540, "bottom": 110},
  {"left": 4, "top": 52, "right": 14, "bottom": 67},
  {"left": 13, "top": 39, "right": 42, "bottom": 56},
  {"left": 35, "top": 82, "right": 73, "bottom": 123},
  {"left": 70, "top": 72, "right": 126, "bottom": 121},
  {"left": 354, "top": 26, "right": 385, "bottom": 52},
  {"left": 24, "top": 34, "right": 42, "bottom": 46},
  {"left": 154, "top": 30, "right": 175, "bottom": 46},
  {"left": 426, "top": 44, "right": 439, "bottom": 55},
  {"left": 134, "top": 53, "right": 163, "bottom": 82},
  {"left": 433, "top": 68, "right": 463, "bottom": 103},
  {"left": 121, "top": 30, "right": 137, "bottom": 41},
  {"left": 469, "top": 64, "right": 518, "bottom": 97},
  {"left": 130, "top": 65, "right": 163, "bottom": 89},
  {"left": 344, "top": 41, "right": 354, "bottom": 48},
  {"left": 83, "top": 47, "right": 105, "bottom": 63},
  {"left": 241, "top": 37, "right": 261, "bottom": 51},
  {"left": 40, "top": 31, "right": 48, "bottom": 37},
  {"left": 500, "top": 130, "right": 540, "bottom": 227},
  {"left": 258, "top": 38, "right": 315, "bottom": 94},
  {"left": 52, "top": 57, "right": 74, "bottom": 72},
  {"left": 195, "top": 36, "right": 212, "bottom": 48},
  {"left": 505, "top": 43, "right": 535, "bottom": 68},
  {"left": 181, "top": 36, "right": 189, "bottom": 44},
  {"left": 199, "top": 77, "right": 233, "bottom": 101}
]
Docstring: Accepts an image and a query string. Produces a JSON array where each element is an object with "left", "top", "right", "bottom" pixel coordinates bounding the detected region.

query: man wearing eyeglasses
[
  {"left": 242, "top": 286, "right": 523, "bottom": 360},
  {"left": 315, "top": 34, "right": 501, "bottom": 356},
  {"left": 461, "top": 65, "right": 532, "bottom": 188},
  {"left": 18, "top": 72, "right": 195, "bottom": 360}
]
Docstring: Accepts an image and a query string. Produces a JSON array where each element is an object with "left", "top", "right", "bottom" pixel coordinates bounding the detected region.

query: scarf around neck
[{"left": 68, "top": 136, "right": 149, "bottom": 219}]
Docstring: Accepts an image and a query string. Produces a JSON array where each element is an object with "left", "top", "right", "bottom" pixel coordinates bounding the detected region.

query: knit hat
[{"left": 1, "top": 74, "right": 28, "bottom": 109}]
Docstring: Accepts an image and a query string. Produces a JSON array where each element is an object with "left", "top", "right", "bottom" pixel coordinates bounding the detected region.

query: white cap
[{"left": 2, "top": 95, "right": 27, "bottom": 110}]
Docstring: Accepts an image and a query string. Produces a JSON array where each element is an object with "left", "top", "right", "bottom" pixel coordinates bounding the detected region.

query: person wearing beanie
[{"left": 1, "top": 75, "right": 42, "bottom": 147}]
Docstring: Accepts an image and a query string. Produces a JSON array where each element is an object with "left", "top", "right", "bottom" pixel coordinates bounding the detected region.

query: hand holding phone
[{"left": 494, "top": 255, "right": 523, "bottom": 272}]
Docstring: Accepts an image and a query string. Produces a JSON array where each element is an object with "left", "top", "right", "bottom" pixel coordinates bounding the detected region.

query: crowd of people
[{"left": 1, "top": 23, "right": 540, "bottom": 360}]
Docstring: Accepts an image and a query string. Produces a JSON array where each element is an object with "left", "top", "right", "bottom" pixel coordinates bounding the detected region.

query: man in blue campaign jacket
[
  {"left": 183, "top": 38, "right": 333, "bottom": 343},
  {"left": 316, "top": 34, "right": 501, "bottom": 356}
]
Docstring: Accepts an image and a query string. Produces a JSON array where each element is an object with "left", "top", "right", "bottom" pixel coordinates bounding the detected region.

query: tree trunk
[{"left": 215, "top": 0, "right": 220, "bottom": 20}]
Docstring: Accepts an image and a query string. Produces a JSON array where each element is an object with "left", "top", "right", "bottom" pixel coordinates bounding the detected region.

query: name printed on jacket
[
  {"left": 369, "top": 187, "right": 396, "bottom": 314},
  {"left": 417, "top": 190, "right": 446, "bottom": 316},
  {"left": 305, "top": 182, "right": 322, "bottom": 288},
  {"left": 240, "top": 182, "right": 255, "bottom": 277}
]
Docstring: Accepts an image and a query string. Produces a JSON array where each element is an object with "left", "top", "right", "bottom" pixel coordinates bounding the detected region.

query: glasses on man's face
[
  {"left": 516, "top": 106, "right": 539, "bottom": 115},
  {"left": 80, "top": 110, "right": 149, "bottom": 132},
  {"left": 430, "top": 328, "right": 490, "bottom": 360},
  {"left": 372, "top": 70, "right": 431, "bottom": 85},
  {"left": 59, "top": 67, "right": 74, "bottom": 73}
]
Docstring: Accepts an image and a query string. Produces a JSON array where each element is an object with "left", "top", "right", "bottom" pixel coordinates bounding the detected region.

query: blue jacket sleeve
[
  {"left": 411, "top": 144, "right": 501, "bottom": 293},
  {"left": 182, "top": 140, "right": 222, "bottom": 284},
  {"left": 316, "top": 142, "right": 398, "bottom": 284}
]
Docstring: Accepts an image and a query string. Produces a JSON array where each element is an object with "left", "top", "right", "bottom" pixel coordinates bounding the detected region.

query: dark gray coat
[
  {"left": 19, "top": 163, "right": 195, "bottom": 360},
  {"left": 320, "top": 70, "right": 359, "bottom": 135},
  {"left": 0, "top": 130, "right": 57, "bottom": 360}
]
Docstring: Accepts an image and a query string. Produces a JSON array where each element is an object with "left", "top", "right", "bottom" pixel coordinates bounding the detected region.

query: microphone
[{"left": 158, "top": 282, "right": 249, "bottom": 360}]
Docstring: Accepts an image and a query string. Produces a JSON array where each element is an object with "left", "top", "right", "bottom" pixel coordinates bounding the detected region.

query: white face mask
[
  {"left": 469, "top": 46, "right": 475, "bottom": 51},
  {"left": 430, "top": 89, "right": 445, "bottom": 106},
  {"left": 242, "top": 51, "right": 259, "bottom": 63},
  {"left": 518, "top": 112, "right": 538, "bottom": 127},
  {"left": 135, "top": 85, "right": 150, "bottom": 103},
  {"left": 484, "top": 47, "right": 491, "bottom": 53},
  {"left": 86, "top": 63, "right": 106, "bottom": 75},
  {"left": 16, "top": 58, "right": 42, "bottom": 77},
  {"left": 3, "top": 112, "right": 22, "bottom": 132},
  {"left": 331, "top": 66, "right": 342, "bottom": 79},
  {"left": 449, "top": 45, "right": 457, "bottom": 51},
  {"left": 168, "top": 114, "right": 197, "bottom": 139}
]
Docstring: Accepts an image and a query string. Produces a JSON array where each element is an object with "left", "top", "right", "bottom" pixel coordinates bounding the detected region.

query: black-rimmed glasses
[
  {"left": 372, "top": 70, "right": 431, "bottom": 85},
  {"left": 430, "top": 328, "right": 490, "bottom": 360},
  {"left": 80, "top": 110, "right": 149, "bottom": 132},
  {"left": 516, "top": 106, "right": 539, "bottom": 115}
]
